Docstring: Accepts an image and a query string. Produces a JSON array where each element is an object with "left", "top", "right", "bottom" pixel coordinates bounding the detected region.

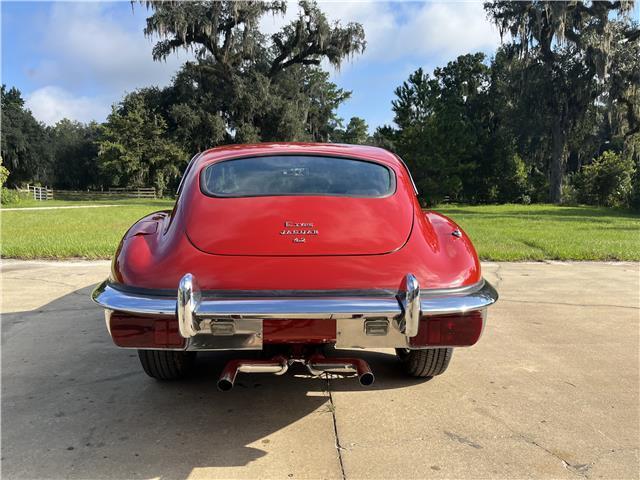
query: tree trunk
[{"left": 549, "top": 117, "right": 568, "bottom": 204}]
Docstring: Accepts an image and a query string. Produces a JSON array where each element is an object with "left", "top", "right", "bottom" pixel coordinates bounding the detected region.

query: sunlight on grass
[
  {"left": 1, "top": 199, "right": 175, "bottom": 259},
  {"left": 436, "top": 204, "right": 640, "bottom": 261}
]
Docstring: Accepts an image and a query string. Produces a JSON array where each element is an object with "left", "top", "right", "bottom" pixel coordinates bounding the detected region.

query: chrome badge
[{"left": 280, "top": 221, "right": 318, "bottom": 242}]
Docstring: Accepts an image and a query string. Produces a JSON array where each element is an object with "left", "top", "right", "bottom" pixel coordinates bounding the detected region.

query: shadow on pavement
[{"left": 1, "top": 285, "right": 428, "bottom": 479}]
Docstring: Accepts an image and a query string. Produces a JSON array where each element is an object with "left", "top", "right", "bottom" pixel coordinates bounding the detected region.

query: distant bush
[
  {"left": 572, "top": 151, "right": 635, "bottom": 207},
  {"left": 0, "top": 157, "right": 9, "bottom": 188},
  {"left": 1, "top": 187, "right": 23, "bottom": 205},
  {"left": 561, "top": 179, "right": 579, "bottom": 205},
  {"left": 501, "top": 153, "right": 530, "bottom": 204}
]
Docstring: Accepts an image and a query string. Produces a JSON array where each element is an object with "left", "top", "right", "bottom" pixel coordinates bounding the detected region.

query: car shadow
[{"left": 1, "top": 284, "right": 429, "bottom": 479}]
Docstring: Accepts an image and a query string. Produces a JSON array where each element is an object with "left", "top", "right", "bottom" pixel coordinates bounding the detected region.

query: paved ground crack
[
  {"left": 492, "top": 263, "right": 504, "bottom": 290},
  {"left": 519, "top": 435, "right": 590, "bottom": 478},
  {"left": 325, "top": 375, "right": 346, "bottom": 480},
  {"left": 475, "top": 406, "right": 592, "bottom": 478}
]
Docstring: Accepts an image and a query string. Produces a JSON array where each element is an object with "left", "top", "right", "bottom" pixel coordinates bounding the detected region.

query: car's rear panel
[
  {"left": 186, "top": 195, "right": 413, "bottom": 256},
  {"left": 185, "top": 154, "right": 413, "bottom": 256}
]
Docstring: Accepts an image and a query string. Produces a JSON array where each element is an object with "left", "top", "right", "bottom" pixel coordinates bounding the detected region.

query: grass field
[
  {"left": 438, "top": 204, "right": 640, "bottom": 261},
  {"left": 1, "top": 200, "right": 638, "bottom": 260},
  {"left": 1, "top": 199, "right": 175, "bottom": 259}
]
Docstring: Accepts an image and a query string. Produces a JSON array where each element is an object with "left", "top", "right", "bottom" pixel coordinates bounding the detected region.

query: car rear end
[{"left": 93, "top": 144, "right": 497, "bottom": 388}]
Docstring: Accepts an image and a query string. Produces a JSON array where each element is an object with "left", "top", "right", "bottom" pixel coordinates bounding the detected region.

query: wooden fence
[
  {"left": 18, "top": 185, "right": 55, "bottom": 201},
  {"left": 16, "top": 186, "right": 156, "bottom": 201},
  {"left": 53, "top": 188, "right": 156, "bottom": 201}
]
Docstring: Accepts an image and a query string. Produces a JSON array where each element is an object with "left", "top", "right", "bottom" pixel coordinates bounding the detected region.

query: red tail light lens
[
  {"left": 109, "top": 314, "right": 185, "bottom": 349},
  {"left": 409, "top": 310, "right": 485, "bottom": 348}
]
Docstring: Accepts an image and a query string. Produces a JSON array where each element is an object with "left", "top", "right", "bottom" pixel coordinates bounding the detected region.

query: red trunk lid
[{"left": 185, "top": 194, "right": 414, "bottom": 256}]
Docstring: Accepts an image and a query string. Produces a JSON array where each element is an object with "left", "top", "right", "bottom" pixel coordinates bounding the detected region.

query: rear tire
[
  {"left": 395, "top": 348, "right": 453, "bottom": 378},
  {"left": 137, "top": 350, "right": 196, "bottom": 380}
]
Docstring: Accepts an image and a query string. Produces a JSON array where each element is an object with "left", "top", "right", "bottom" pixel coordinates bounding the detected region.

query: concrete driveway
[{"left": 1, "top": 261, "right": 638, "bottom": 479}]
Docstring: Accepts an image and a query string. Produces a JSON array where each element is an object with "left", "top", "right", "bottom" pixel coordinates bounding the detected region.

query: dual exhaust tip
[{"left": 217, "top": 355, "right": 374, "bottom": 391}]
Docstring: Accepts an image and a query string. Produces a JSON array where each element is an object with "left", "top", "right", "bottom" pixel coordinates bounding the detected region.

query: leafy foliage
[
  {"left": 377, "top": 54, "right": 528, "bottom": 205},
  {"left": 572, "top": 150, "right": 636, "bottom": 207},
  {"left": 97, "top": 90, "right": 188, "bottom": 196},
  {"left": 0, "top": 157, "right": 9, "bottom": 187},
  {"left": 138, "top": 0, "right": 363, "bottom": 146},
  {"left": 141, "top": 1, "right": 365, "bottom": 72},
  {"left": 1, "top": 187, "right": 26, "bottom": 205},
  {"left": 331, "top": 117, "right": 369, "bottom": 144},
  {"left": 484, "top": 0, "right": 639, "bottom": 203},
  {"left": 1, "top": 86, "right": 52, "bottom": 186},
  {"left": 50, "top": 119, "right": 101, "bottom": 189}
]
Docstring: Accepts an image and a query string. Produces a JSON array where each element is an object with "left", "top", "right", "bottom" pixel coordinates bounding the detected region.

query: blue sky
[{"left": 1, "top": 1, "right": 596, "bottom": 131}]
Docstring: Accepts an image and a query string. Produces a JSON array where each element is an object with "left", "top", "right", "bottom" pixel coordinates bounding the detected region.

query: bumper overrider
[{"left": 92, "top": 273, "right": 498, "bottom": 351}]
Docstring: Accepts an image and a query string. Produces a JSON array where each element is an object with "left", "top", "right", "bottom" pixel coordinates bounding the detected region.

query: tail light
[
  {"left": 409, "top": 310, "right": 485, "bottom": 348},
  {"left": 108, "top": 313, "right": 185, "bottom": 349}
]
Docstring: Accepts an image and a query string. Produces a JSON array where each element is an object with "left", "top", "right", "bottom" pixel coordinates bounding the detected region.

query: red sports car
[{"left": 92, "top": 143, "right": 497, "bottom": 390}]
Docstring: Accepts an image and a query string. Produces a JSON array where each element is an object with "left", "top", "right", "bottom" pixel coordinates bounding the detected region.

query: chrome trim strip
[
  {"left": 420, "top": 280, "right": 498, "bottom": 315},
  {"left": 92, "top": 281, "right": 176, "bottom": 317},
  {"left": 92, "top": 276, "right": 498, "bottom": 337},
  {"left": 105, "top": 279, "right": 486, "bottom": 299},
  {"left": 195, "top": 297, "right": 401, "bottom": 319}
]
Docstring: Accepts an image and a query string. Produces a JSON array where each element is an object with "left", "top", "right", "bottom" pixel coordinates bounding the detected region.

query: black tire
[
  {"left": 395, "top": 348, "right": 453, "bottom": 378},
  {"left": 137, "top": 350, "right": 196, "bottom": 380}
]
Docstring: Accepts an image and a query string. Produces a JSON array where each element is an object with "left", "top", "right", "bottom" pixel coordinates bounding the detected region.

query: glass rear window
[{"left": 201, "top": 155, "right": 394, "bottom": 198}]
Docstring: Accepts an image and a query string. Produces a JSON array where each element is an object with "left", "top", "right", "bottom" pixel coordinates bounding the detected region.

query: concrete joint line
[{"left": 325, "top": 376, "right": 347, "bottom": 480}]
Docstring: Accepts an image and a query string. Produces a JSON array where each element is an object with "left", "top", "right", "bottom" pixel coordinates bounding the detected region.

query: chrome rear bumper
[{"left": 92, "top": 273, "right": 498, "bottom": 350}]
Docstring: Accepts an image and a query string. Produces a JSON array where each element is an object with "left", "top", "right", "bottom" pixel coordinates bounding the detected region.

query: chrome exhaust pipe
[
  {"left": 217, "top": 356, "right": 288, "bottom": 391},
  {"left": 306, "top": 355, "right": 375, "bottom": 386}
]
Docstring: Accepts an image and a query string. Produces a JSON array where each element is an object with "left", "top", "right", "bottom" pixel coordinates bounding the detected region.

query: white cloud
[
  {"left": 25, "top": 86, "right": 111, "bottom": 125},
  {"left": 260, "top": 0, "right": 500, "bottom": 76},
  {"left": 391, "top": 2, "right": 501, "bottom": 59},
  {"left": 21, "top": 2, "right": 192, "bottom": 124},
  {"left": 259, "top": 2, "right": 500, "bottom": 72},
  {"left": 31, "top": 3, "right": 188, "bottom": 97},
  {"left": 323, "top": 1, "right": 500, "bottom": 63}
]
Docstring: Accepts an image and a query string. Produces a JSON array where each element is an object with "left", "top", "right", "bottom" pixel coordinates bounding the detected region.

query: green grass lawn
[
  {"left": 437, "top": 204, "right": 640, "bottom": 261},
  {"left": 1, "top": 199, "right": 176, "bottom": 259},
  {"left": 1, "top": 200, "right": 638, "bottom": 260}
]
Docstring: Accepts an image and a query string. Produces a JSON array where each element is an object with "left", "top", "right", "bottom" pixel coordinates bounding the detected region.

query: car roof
[{"left": 195, "top": 142, "right": 403, "bottom": 169}]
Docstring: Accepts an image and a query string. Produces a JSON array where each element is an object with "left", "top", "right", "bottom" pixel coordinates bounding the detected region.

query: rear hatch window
[
  {"left": 187, "top": 155, "right": 413, "bottom": 256},
  {"left": 202, "top": 155, "right": 394, "bottom": 198}
]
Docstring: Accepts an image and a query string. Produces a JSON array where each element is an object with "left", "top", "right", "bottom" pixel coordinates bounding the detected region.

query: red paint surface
[
  {"left": 111, "top": 143, "right": 481, "bottom": 293},
  {"left": 187, "top": 194, "right": 413, "bottom": 256}
]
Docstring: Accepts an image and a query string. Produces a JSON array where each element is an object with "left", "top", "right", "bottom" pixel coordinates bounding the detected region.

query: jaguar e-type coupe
[{"left": 92, "top": 143, "right": 497, "bottom": 390}]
